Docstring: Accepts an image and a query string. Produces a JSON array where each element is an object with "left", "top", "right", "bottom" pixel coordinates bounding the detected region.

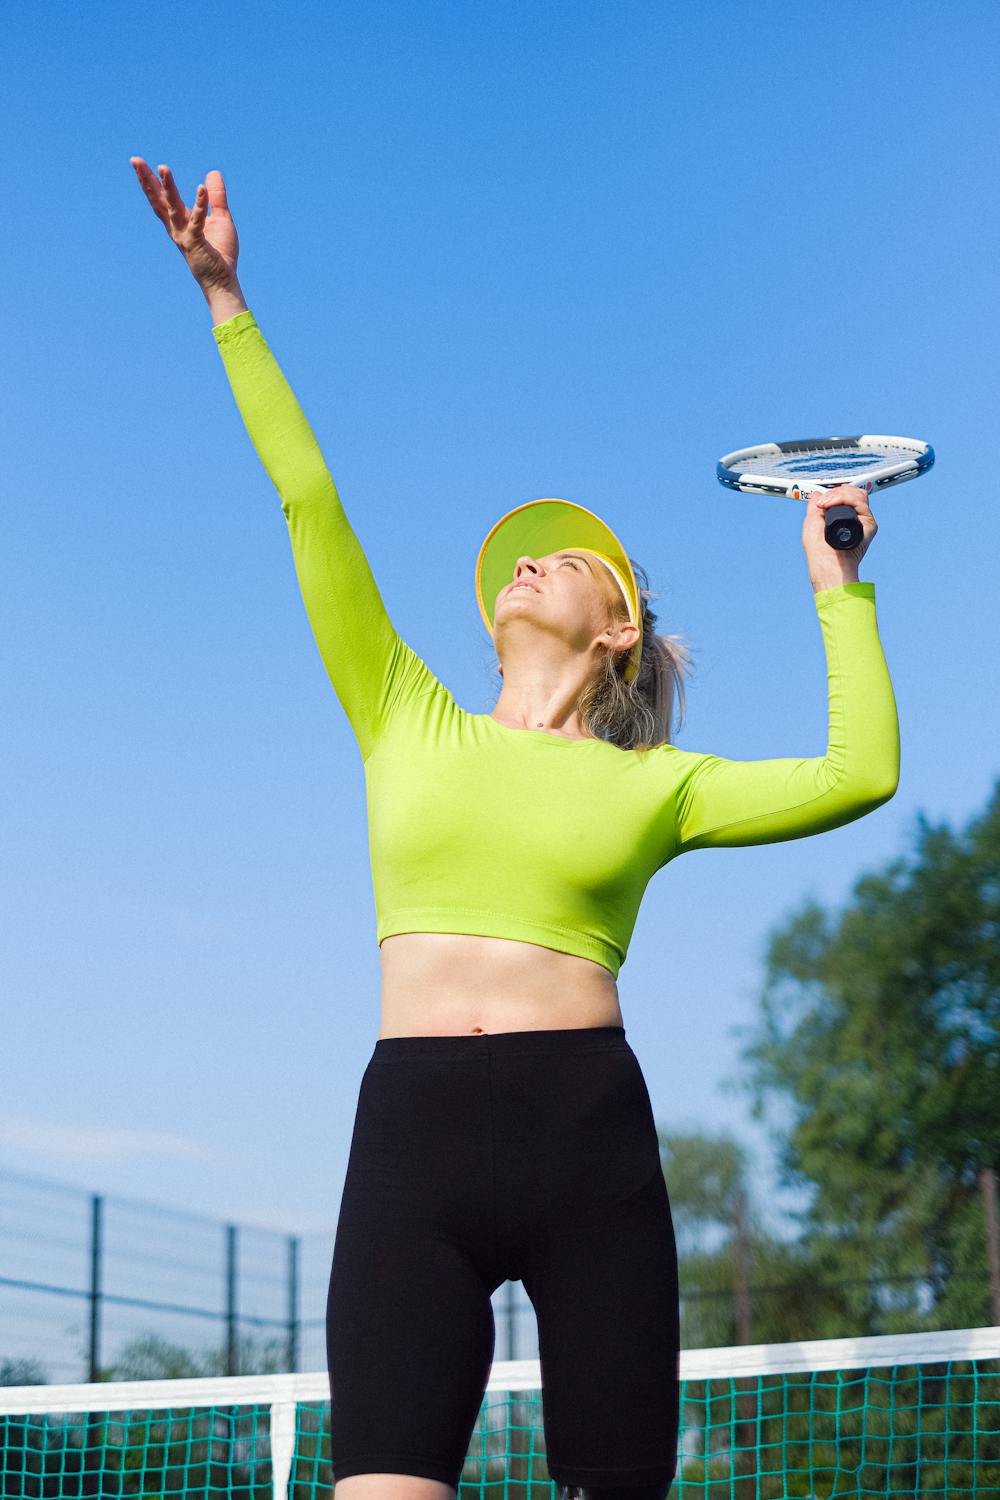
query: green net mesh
[{"left": 2, "top": 1326, "right": 998, "bottom": 1497}]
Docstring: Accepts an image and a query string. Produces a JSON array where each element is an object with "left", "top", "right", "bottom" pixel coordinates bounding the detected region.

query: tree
[
  {"left": 727, "top": 777, "right": 1000, "bottom": 1334},
  {"left": 0, "top": 1356, "right": 49, "bottom": 1386},
  {"left": 104, "top": 1328, "right": 291, "bottom": 1380}
]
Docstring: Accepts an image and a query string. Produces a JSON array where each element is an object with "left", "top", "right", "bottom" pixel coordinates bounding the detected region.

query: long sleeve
[
  {"left": 673, "top": 582, "right": 899, "bottom": 854},
  {"left": 212, "top": 309, "right": 441, "bottom": 761}
]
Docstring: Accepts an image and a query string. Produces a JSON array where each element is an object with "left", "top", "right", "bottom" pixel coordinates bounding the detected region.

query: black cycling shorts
[{"left": 326, "top": 1024, "right": 680, "bottom": 1492}]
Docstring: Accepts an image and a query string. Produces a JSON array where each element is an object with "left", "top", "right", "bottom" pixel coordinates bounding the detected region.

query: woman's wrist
[
  {"left": 811, "top": 569, "right": 861, "bottom": 593},
  {"left": 202, "top": 277, "right": 249, "bottom": 326}
]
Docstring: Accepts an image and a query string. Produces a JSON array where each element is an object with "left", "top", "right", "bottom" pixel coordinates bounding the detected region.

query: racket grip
[{"left": 824, "top": 504, "right": 864, "bottom": 550}]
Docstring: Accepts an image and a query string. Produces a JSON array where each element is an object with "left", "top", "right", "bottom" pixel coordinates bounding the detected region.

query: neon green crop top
[{"left": 212, "top": 310, "right": 900, "bottom": 978}]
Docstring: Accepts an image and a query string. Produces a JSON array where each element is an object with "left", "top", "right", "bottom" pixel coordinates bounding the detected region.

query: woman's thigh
[
  {"left": 494, "top": 1037, "right": 680, "bottom": 1492},
  {"left": 519, "top": 1163, "right": 680, "bottom": 1491},
  {"left": 326, "top": 1047, "right": 502, "bottom": 1489},
  {"left": 327, "top": 1199, "right": 496, "bottom": 1489}
]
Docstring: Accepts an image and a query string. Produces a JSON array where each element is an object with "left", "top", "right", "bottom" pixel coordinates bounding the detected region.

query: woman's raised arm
[
  {"left": 130, "top": 159, "right": 442, "bottom": 760},
  {"left": 667, "top": 489, "right": 898, "bottom": 854},
  {"left": 670, "top": 580, "right": 900, "bottom": 856}
]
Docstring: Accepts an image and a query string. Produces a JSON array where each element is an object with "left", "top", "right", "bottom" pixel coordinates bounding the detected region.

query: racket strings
[{"left": 738, "top": 445, "right": 918, "bottom": 479}]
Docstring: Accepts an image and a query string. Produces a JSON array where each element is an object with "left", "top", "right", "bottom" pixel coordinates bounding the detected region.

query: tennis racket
[{"left": 716, "top": 434, "right": 935, "bottom": 550}]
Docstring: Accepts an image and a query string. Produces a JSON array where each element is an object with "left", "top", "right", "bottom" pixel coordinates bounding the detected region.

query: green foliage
[
  {"left": 105, "top": 1328, "right": 292, "bottom": 1382},
  {"left": 0, "top": 1358, "right": 48, "bottom": 1388},
  {"left": 716, "top": 776, "right": 1000, "bottom": 1337}
]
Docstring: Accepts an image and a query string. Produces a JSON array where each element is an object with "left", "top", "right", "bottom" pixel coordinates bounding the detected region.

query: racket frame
[{"left": 716, "top": 434, "right": 934, "bottom": 499}]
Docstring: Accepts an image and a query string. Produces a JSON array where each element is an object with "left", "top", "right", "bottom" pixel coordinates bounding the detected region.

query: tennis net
[{"left": 1, "top": 1324, "right": 998, "bottom": 1497}]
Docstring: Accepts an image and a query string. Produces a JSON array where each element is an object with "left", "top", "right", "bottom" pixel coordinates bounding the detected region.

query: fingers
[
  {"left": 204, "top": 168, "right": 230, "bottom": 215},
  {"left": 188, "top": 182, "right": 208, "bottom": 234},
  {"left": 131, "top": 157, "right": 226, "bottom": 243},
  {"left": 129, "top": 156, "right": 172, "bottom": 230},
  {"left": 807, "top": 485, "right": 878, "bottom": 541},
  {"left": 808, "top": 484, "right": 873, "bottom": 510},
  {"left": 157, "top": 164, "right": 189, "bottom": 229}
]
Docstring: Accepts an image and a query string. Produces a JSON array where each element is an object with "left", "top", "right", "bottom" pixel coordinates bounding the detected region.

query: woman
[{"left": 130, "top": 160, "right": 899, "bottom": 1500}]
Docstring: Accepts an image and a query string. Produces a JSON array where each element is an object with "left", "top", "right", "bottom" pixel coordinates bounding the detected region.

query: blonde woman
[{"left": 130, "top": 159, "right": 899, "bottom": 1500}]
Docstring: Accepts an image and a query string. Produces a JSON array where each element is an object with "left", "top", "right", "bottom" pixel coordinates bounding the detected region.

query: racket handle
[
  {"left": 819, "top": 477, "right": 871, "bottom": 549},
  {"left": 824, "top": 504, "right": 864, "bottom": 550}
]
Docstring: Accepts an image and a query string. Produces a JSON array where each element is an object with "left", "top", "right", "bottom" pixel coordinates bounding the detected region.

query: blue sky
[{"left": 2, "top": 0, "right": 998, "bottom": 1368}]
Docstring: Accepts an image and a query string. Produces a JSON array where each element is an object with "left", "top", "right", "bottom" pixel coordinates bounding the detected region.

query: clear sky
[{"left": 2, "top": 0, "right": 997, "bottom": 1365}]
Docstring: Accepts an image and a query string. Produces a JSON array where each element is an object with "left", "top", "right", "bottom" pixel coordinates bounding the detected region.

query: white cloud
[
  {"left": 236, "top": 1207, "right": 339, "bottom": 1237},
  {"left": 0, "top": 1116, "right": 221, "bottom": 1167}
]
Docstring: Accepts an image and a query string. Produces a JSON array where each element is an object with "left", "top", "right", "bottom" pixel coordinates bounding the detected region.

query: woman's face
[{"left": 493, "top": 550, "right": 624, "bottom": 667}]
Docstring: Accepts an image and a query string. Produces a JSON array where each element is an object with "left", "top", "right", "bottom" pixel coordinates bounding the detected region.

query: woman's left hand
[{"left": 801, "top": 483, "right": 878, "bottom": 584}]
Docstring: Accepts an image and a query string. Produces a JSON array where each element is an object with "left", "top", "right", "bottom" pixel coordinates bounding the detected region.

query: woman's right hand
[{"left": 130, "top": 159, "right": 240, "bottom": 291}]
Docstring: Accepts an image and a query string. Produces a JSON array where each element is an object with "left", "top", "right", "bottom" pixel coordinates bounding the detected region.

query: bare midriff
[{"left": 377, "top": 931, "right": 624, "bottom": 1037}]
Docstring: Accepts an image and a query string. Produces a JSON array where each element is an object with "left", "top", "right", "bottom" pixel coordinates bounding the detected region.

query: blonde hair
[{"left": 579, "top": 556, "right": 694, "bottom": 752}]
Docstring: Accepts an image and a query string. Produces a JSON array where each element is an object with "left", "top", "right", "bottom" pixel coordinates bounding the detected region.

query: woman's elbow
[{"left": 861, "top": 767, "right": 900, "bottom": 812}]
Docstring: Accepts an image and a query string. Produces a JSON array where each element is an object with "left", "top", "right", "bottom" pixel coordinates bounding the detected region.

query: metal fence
[
  {"left": 0, "top": 1167, "right": 532, "bottom": 1387},
  {"left": 6, "top": 1164, "right": 986, "bottom": 1388}
]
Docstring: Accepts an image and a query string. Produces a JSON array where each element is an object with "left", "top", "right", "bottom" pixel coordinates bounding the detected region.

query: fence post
[
  {"left": 88, "top": 1194, "right": 102, "bottom": 1382},
  {"left": 226, "top": 1223, "right": 238, "bottom": 1375},
  {"left": 287, "top": 1236, "right": 300, "bottom": 1372}
]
